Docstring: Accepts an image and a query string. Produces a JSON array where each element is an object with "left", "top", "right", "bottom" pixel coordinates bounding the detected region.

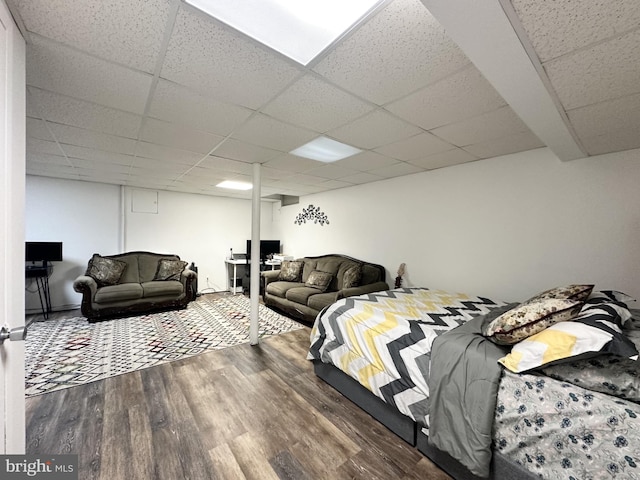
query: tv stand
[{"left": 25, "top": 261, "right": 53, "bottom": 319}]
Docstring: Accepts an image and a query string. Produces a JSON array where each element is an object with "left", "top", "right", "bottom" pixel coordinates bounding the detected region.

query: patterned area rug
[{"left": 25, "top": 294, "right": 303, "bottom": 397}]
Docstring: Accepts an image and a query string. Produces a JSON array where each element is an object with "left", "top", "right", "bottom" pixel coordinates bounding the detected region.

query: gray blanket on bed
[{"left": 427, "top": 305, "right": 514, "bottom": 478}]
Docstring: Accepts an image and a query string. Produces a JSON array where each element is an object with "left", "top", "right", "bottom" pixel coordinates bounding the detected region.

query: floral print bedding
[{"left": 494, "top": 369, "right": 640, "bottom": 479}]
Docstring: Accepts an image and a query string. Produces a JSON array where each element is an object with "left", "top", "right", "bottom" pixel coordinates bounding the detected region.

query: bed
[{"left": 308, "top": 287, "right": 640, "bottom": 480}]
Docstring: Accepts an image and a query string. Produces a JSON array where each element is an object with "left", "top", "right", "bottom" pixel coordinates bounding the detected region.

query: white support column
[{"left": 249, "top": 163, "right": 261, "bottom": 345}]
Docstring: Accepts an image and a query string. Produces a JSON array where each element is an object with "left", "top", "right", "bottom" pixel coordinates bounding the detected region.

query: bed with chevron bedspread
[{"left": 308, "top": 287, "right": 640, "bottom": 480}]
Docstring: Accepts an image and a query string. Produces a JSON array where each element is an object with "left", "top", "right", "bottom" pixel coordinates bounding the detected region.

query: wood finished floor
[{"left": 25, "top": 301, "right": 451, "bottom": 480}]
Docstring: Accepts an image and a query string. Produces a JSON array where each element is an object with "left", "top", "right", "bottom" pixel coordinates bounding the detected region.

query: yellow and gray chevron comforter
[{"left": 307, "top": 287, "right": 506, "bottom": 428}]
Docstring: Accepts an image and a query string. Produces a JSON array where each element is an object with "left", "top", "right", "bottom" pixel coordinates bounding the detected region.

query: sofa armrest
[
  {"left": 180, "top": 268, "right": 197, "bottom": 300},
  {"left": 261, "top": 269, "right": 280, "bottom": 287},
  {"left": 73, "top": 275, "right": 98, "bottom": 297},
  {"left": 337, "top": 281, "right": 389, "bottom": 300}
]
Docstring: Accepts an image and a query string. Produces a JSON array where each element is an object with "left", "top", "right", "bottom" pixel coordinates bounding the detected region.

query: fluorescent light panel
[
  {"left": 185, "top": 0, "right": 383, "bottom": 65},
  {"left": 290, "top": 136, "right": 362, "bottom": 162},
  {"left": 216, "top": 180, "right": 252, "bottom": 190}
]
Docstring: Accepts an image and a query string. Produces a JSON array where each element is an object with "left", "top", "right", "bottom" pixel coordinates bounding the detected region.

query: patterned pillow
[
  {"left": 278, "top": 261, "right": 303, "bottom": 282},
  {"left": 343, "top": 264, "right": 362, "bottom": 289},
  {"left": 153, "top": 259, "right": 187, "bottom": 281},
  {"left": 483, "top": 298, "right": 582, "bottom": 345},
  {"left": 582, "top": 290, "right": 635, "bottom": 325},
  {"left": 499, "top": 301, "right": 639, "bottom": 373},
  {"left": 86, "top": 254, "right": 127, "bottom": 286},
  {"left": 305, "top": 270, "right": 333, "bottom": 292},
  {"left": 524, "top": 284, "right": 594, "bottom": 303}
]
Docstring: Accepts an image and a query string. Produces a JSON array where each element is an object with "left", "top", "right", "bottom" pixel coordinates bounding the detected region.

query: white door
[{"left": 0, "top": 0, "right": 26, "bottom": 454}]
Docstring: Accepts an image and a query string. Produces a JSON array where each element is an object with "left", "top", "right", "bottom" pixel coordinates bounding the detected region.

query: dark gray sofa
[
  {"left": 262, "top": 254, "right": 388, "bottom": 323},
  {"left": 73, "top": 251, "right": 197, "bottom": 321}
]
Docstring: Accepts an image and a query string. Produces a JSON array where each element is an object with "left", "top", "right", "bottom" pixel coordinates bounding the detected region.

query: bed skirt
[{"left": 313, "top": 360, "right": 537, "bottom": 480}]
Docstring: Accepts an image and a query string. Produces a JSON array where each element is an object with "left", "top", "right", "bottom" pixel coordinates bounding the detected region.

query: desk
[
  {"left": 224, "top": 258, "right": 282, "bottom": 294},
  {"left": 26, "top": 264, "right": 52, "bottom": 319},
  {"left": 225, "top": 258, "right": 247, "bottom": 294}
]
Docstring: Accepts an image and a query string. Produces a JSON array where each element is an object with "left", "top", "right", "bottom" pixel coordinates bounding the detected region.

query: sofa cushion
[
  {"left": 87, "top": 254, "right": 128, "bottom": 286},
  {"left": 305, "top": 270, "right": 333, "bottom": 292},
  {"left": 278, "top": 261, "right": 303, "bottom": 282},
  {"left": 341, "top": 263, "right": 362, "bottom": 289},
  {"left": 307, "top": 291, "right": 339, "bottom": 312},
  {"left": 266, "top": 281, "right": 304, "bottom": 299},
  {"left": 154, "top": 259, "right": 187, "bottom": 281},
  {"left": 141, "top": 280, "right": 184, "bottom": 298},
  {"left": 286, "top": 286, "right": 325, "bottom": 305},
  {"left": 94, "top": 283, "right": 143, "bottom": 303}
]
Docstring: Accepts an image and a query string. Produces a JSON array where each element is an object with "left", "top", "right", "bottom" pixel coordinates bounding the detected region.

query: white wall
[
  {"left": 273, "top": 147, "right": 640, "bottom": 303},
  {"left": 25, "top": 177, "right": 122, "bottom": 312},
  {"left": 25, "top": 177, "right": 274, "bottom": 312},
  {"left": 122, "top": 187, "right": 275, "bottom": 293}
]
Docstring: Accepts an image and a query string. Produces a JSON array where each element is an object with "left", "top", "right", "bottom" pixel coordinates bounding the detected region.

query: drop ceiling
[{"left": 7, "top": 0, "right": 640, "bottom": 200}]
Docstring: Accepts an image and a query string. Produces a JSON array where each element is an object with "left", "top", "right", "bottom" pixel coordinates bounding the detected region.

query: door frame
[{"left": 0, "top": 0, "right": 26, "bottom": 454}]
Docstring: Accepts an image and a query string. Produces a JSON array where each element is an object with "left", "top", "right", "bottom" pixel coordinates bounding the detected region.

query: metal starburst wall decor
[{"left": 294, "top": 204, "right": 330, "bottom": 226}]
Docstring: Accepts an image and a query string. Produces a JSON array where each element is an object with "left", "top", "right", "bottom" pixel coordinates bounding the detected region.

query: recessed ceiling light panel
[
  {"left": 185, "top": 0, "right": 383, "bottom": 65},
  {"left": 290, "top": 136, "right": 362, "bottom": 162},
  {"left": 216, "top": 180, "right": 253, "bottom": 190}
]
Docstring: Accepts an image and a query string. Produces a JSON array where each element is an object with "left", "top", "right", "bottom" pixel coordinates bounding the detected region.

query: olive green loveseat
[
  {"left": 73, "top": 251, "right": 197, "bottom": 321},
  {"left": 262, "top": 254, "right": 388, "bottom": 323}
]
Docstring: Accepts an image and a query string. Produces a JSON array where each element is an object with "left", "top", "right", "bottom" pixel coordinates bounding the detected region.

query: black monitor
[
  {"left": 25, "top": 242, "right": 63, "bottom": 263},
  {"left": 246, "top": 240, "right": 280, "bottom": 261}
]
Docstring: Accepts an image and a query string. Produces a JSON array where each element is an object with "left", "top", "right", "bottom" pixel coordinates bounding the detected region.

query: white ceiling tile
[
  {"left": 334, "top": 151, "right": 399, "bottom": 171},
  {"left": 72, "top": 158, "right": 132, "bottom": 174},
  {"left": 545, "top": 29, "right": 640, "bottom": 110},
  {"left": 339, "top": 172, "right": 385, "bottom": 184},
  {"left": 313, "top": 0, "right": 469, "bottom": 105},
  {"left": 263, "top": 153, "right": 324, "bottom": 172},
  {"left": 26, "top": 35, "right": 153, "bottom": 114},
  {"left": 161, "top": 6, "right": 302, "bottom": 110},
  {"left": 260, "top": 167, "right": 296, "bottom": 181},
  {"left": 431, "top": 106, "right": 534, "bottom": 147},
  {"left": 328, "top": 110, "right": 422, "bottom": 149},
  {"left": 148, "top": 80, "right": 254, "bottom": 136},
  {"left": 27, "top": 165, "right": 78, "bottom": 179},
  {"left": 199, "top": 156, "right": 254, "bottom": 175},
  {"left": 27, "top": 152, "right": 71, "bottom": 167},
  {"left": 62, "top": 145, "right": 135, "bottom": 166},
  {"left": 567, "top": 92, "right": 640, "bottom": 156},
  {"left": 26, "top": 137, "right": 62, "bottom": 156},
  {"left": 28, "top": 87, "right": 142, "bottom": 139},
  {"left": 317, "top": 179, "right": 354, "bottom": 190},
  {"left": 130, "top": 157, "right": 190, "bottom": 174},
  {"left": 211, "top": 138, "right": 281, "bottom": 163},
  {"left": 462, "top": 131, "right": 544, "bottom": 159},
  {"left": 305, "top": 164, "right": 360, "bottom": 180},
  {"left": 139, "top": 118, "right": 224, "bottom": 154},
  {"left": 511, "top": 0, "right": 640, "bottom": 62},
  {"left": 26, "top": 117, "right": 55, "bottom": 141},
  {"left": 48, "top": 123, "right": 137, "bottom": 155},
  {"left": 368, "top": 162, "right": 425, "bottom": 179},
  {"left": 285, "top": 173, "right": 335, "bottom": 186},
  {"left": 406, "top": 148, "right": 478, "bottom": 170},
  {"left": 374, "top": 132, "right": 454, "bottom": 160},
  {"left": 134, "top": 142, "right": 204, "bottom": 165},
  {"left": 231, "top": 114, "right": 317, "bottom": 152},
  {"left": 13, "top": 0, "right": 171, "bottom": 73},
  {"left": 262, "top": 74, "right": 374, "bottom": 132},
  {"left": 386, "top": 65, "right": 506, "bottom": 130}
]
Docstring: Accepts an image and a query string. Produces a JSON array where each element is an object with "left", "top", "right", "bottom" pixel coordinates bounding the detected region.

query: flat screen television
[
  {"left": 25, "top": 242, "right": 63, "bottom": 263},
  {"left": 246, "top": 240, "right": 280, "bottom": 261}
]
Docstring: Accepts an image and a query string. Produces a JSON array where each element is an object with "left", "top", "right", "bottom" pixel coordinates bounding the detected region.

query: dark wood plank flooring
[{"left": 25, "top": 299, "right": 451, "bottom": 480}]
